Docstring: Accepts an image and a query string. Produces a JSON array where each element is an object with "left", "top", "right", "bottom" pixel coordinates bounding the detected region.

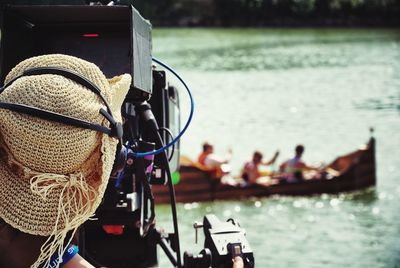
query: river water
[{"left": 152, "top": 28, "right": 400, "bottom": 267}]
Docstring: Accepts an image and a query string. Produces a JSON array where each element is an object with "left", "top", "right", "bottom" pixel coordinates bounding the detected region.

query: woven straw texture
[{"left": 0, "top": 54, "right": 131, "bottom": 267}]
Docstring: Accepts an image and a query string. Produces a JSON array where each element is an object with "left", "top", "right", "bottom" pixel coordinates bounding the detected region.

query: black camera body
[
  {"left": 0, "top": 2, "right": 179, "bottom": 183},
  {"left": 0, "top": 3, "right": 254, "bottom": 267}
]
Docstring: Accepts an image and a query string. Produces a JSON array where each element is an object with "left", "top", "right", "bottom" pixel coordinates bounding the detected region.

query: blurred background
[
  {"left": 5, "top": 1, "right": 399, "bottom": 267},
  {"left": 152, "top": 27, "right": 400, "bottom": 267},
  {"left": 134, "top": 0, "right": 400, "bottom": 27},
  {"left": 135, "top": 1, "right": 399, "bottom": 267}
]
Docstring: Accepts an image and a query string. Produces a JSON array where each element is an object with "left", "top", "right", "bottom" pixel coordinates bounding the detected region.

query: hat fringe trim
[{"left": 30, "top": 173, "right": 97, "bottom": 268}]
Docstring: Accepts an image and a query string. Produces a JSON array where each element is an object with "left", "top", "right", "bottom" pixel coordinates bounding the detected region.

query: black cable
[
  {"left": 155, "top": 131, "right": 182, "bottom": 268},
  {"left": 158, "top": 127, "right": 175, "bottom": 162},
  {"left": 132, "top": 57, "right": 194, "bottom": 157},
  {"left": 159, "top": 236, "right": 179, "bottom": 267},
  {"left": 1, "top": 67, "right": 114, "bottom": 117},
  {"left": 0, "top": 102, "right": 113, "bottom": 136}
]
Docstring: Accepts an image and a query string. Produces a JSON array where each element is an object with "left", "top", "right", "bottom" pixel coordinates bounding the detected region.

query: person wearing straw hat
[{"left": 0, "top": 54, "right": 131, "bottom": 268}]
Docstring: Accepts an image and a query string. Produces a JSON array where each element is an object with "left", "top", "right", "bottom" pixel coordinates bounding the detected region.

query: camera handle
[
  {"left": 134, "top": 101, "right": 183, "bottom": 267},
  {"left": 135, "top": 141, "right": 156, "bottom": 236},
  {"left": 127, "top": 57, "right": 194, "bottom": 158},
  {"left": 193, "top": 221, "right": 204, "bottom": 244}
]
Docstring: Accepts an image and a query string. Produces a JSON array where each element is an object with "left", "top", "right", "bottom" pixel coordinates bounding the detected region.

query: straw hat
[{"left": 0, "top": 54, "right": 131, "bottom": 267}]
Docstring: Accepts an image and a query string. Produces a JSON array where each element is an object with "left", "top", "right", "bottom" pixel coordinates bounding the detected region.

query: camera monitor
[{"left": 0, "top": 4, "right": 152, "bottom": 98}]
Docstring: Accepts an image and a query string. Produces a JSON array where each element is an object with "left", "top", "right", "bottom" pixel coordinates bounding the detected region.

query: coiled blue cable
[{"left": 130, "top": 57, "right": 194, "bottom": 157}]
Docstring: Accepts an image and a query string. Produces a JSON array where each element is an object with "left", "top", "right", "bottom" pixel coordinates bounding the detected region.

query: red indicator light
[
  {"left": 102, "top": 225, "right": 124, "bottom": 235},
  {"left": 82, "top": 33, "right": 99, "bottom": 37}
]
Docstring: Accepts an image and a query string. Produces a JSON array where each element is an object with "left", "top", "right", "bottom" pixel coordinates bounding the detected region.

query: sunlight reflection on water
[{"left": 153, "top": 28, "right": 400, "bottom": 267}]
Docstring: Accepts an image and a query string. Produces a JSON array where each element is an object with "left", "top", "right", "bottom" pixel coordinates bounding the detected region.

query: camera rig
[{"left": 0, "top": 3, "right": 254, "bottom": 267}]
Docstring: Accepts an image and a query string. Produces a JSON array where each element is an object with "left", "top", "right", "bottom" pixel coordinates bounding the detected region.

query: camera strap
[
  {"left": 0, "top": 67, "right": 122, "bottom": 139},
  {"left": 0, "top": 101, "right": 113, "bottom": 136}
]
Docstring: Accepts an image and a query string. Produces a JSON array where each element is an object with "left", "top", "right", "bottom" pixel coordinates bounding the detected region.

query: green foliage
[
  {"left": 3, "top": 0, "right": 398, "bottom": 26},
  {"left": 292, "top": 0, "right": 317, "bottom": 14},
  {"left": 132, "top": 0, "right": 399, "bottom": 26}
]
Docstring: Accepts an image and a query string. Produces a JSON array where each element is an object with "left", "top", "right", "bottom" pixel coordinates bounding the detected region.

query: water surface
[{"left": 152, "top": 28, "right": 400, "bottom": 267}]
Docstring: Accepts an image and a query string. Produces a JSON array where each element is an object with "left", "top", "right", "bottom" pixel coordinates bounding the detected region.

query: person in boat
[
  {"left": 241, "top": 150, "right": 279, "bottom": 185},
  {"left": 198, "top": 142, "right": 232, "bottom": 177},
  {"left": 279, "top": 144, "right": 318, "bottom": 183}
]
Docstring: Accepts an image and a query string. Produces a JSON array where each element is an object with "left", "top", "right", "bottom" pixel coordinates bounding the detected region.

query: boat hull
[{"left": 152, "top": 138, "right": 376, "bottom": 204}]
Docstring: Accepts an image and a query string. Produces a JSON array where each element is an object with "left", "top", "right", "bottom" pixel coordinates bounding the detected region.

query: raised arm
[{"left": 263, "top": 150, "right": 280, "bottom": 165}]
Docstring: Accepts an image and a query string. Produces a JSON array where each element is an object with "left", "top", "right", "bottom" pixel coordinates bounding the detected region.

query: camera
[
  {"left": 0, "top": 2, "right": 254, "bottom": 267},
  {"left": 185, "top": 215, "right": 255, "bottom": 268}
]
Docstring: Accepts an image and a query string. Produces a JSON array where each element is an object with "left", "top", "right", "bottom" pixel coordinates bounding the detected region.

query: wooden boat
[{"left": 152, "top": 138, "right": 376, "bottom": 204}]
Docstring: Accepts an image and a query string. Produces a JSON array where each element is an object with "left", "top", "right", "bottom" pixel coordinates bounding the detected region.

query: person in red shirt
[
  {"left": 198, "top": 142, "right": 232, "bottom": 178},
  {"left": 198, "top": 142, "right": 232, "bottom": 167}
]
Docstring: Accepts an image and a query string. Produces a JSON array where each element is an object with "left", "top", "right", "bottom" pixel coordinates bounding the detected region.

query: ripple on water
[{"left": 153, "top": 28, "right": 400, "bottom": 268}]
